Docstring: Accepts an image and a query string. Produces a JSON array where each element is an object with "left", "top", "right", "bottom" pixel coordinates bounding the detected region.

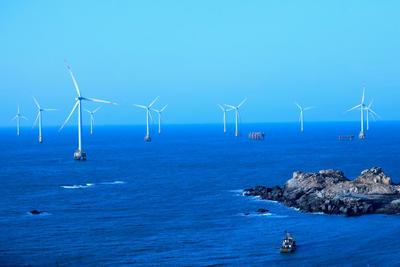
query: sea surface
[{"left": 1, "top": 122, "right": 400, "bottom": 266}]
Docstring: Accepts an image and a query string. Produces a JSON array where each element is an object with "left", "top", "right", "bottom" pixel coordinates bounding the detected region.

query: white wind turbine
[
  {"left": 295, "top": 102, "right": 314, "bottom": 132},
  {"left": 224, "top": 98, "right": 247, "bottom": 137},
  {"left": 346, "top": 88, "right": 367, "bottom": 139},
  {"left": 218, "top": 104, "right": 232, "bottom": 134},
  {"left": 365, "top": 100, "right": 380, "bottom": 131},
  {"left": 151, "top": 105, "right": 167, "bottom": 134},
  {"left": 85, "top": 107, "right": 102, "bottom": 135},
  {"left": 33, "top": 97, "right": 57, "bottom": 143},
  {"left": 60, "top": 62, "right": 116, "bottom": 160},
  {"left": 11, "top": 105, "right": 28, "bottom": 136},
  {"left": 133, "top": 97, "right": 159, "bottom": 141}
]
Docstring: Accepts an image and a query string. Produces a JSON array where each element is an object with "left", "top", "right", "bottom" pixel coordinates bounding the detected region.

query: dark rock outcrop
[
  {"left": 244, "top": 167, "right": 400, "bottom": 216},
  {"left": 29, "top": 210, "right": 42, "bottom": 215},
  {"left": 256, "top": 208, "right": 269, "bottom": 213}
]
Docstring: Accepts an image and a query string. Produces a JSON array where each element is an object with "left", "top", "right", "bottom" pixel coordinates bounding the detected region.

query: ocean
[{"left": 1, "top": 122, "right": 400, "bottom": 266}]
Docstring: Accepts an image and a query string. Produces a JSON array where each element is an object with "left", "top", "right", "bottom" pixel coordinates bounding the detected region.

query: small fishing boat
[{"left": 280, "top": 232, "right": 296, "bottom": 253}]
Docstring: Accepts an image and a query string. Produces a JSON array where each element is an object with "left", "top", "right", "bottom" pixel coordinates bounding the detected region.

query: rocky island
[{"left": 244, "top": 167, "right": 400, "bottom": 216}]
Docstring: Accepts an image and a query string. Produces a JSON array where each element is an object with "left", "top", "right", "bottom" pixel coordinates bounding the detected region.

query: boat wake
[{"left": 61, "top": 183, "right": 94, "bottom": 189}]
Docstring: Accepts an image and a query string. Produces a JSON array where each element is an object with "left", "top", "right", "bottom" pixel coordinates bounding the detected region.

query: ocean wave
[
  {"left": 61, "top": 183, "right": 94, "bottom": 189},
  {"left": 248, "top": 196, "right": 279, "bottom": 204},
  {"left": 100, "top": 181, "right": 126, "bottom": 185},
  {"left": 26, "top": 211, "right": 51, "bottom": 216},
  {"left": 229, "top": 189, "right": 245, "bottom": 196}
]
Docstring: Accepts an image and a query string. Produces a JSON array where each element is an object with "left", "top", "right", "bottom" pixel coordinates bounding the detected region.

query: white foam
[
  {"left": 240, "top": 212, "right": 288, "bottom": 218},
  {"left": 101, "top": 181, "right": 126, "bottom": 185},
  {"left": 61, "top": 183, "right": 94, "bottom": 189},
  {"left": 229, "top": 189, "right": 243, "bottom": 193}
]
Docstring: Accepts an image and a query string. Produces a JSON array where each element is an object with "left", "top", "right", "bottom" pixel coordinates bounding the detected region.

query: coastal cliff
[{"left": 244, "top": 167, "right": 400, "bottom": 216}]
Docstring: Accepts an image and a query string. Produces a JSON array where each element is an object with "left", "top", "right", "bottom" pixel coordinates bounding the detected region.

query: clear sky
[{"left": 1, "top": 0, "right": 399, "bottom": 126}]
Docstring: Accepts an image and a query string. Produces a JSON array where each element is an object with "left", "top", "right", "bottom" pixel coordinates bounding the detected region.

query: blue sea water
[{"left": 1, "top": 122, "right": 400, "bottom": 266}]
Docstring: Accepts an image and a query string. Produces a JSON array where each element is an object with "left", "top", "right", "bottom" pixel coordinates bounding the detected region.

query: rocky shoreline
[{"left": 244, "top": 167, "right": 400, "bottom": 216}]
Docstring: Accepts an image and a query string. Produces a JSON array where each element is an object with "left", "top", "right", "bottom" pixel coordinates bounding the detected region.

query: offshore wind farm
[{"left": 1, "top": 1, "right": 400, "bottom": 267}]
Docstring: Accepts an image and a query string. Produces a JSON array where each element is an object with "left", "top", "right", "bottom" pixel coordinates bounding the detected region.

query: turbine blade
[
  {"left": 33, "top": 112, "right": 40, "bottom": 128},
  {"left": 83, "top": 97, "right": 116, "bottom": 105},
  {"left": 148, "top": 96, "right": 159, "bottom": 108},
  {"left": 303, "top": 106, "right": 315, "bottom": 111},
  {"left": 33, "top": 97, "right": 40, "bottom": 109},
  {"left": 42, "top": 108, "right": 57, "bottom": 111},
  {"left": 368, "top": 99, "right": 374, "bottom": 108},
  {"left": 93, "top": 106, "right": 102, "bottom": 113},
  {"left": 346, "top": 104, "right": 361, "bottom": 112},
  {"left": 133, "top": 104, "right": 147, "bottom": 109},
  {"left": 224, "top": 104, "right": 236, "bottom": 109},
  {"left": 237, "top": 98, "right": 247, "bottom": 108},
  {"left": 21, "top": 116, "right": 28, "bottom": 120},
  {"left": 149, "top": 110, "right": 154, "bottom": 122},
  {"left": 369, "top": 108, "right": 381, "bottom": 119},
  {"left": 65, "top": 61, "right": 81, "bottom": 97},
  {"left": 361, "top": 88, "right": 365, "bottom": 104},
  {"left": 11, "top": 115, "right": 17, "bottom": 121},
  {"left": 59, "top": 101, "right": 79, "bottom": 131},
  {"left": 218, "top": 104, "right": 224, "bottom": 111},
  {"left": 160, "top": 105, "right": 168, "bottom": 112},
  {"left": 84, "top": 109, "right": 91, "bottom": 114},
  {"left": 295, "top": 102, "right": 302, "bottom": 110}
]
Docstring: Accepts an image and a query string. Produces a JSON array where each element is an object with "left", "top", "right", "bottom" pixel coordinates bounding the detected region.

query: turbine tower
[
  {"left": 151, "top": 105, "right": 167, "bottom": 134},
  {"left": 295, "top": 103, "right": 314, "bottom": 132},
  {"left": 346, "top": 88, "right": 367, "bottom": 139},
  {"left": 60, "top": 62, "right": 116, "bottom": 161},
  {"left": 85, "top": 107, "right": 102, "bottom": 135},
  {"left": 33, "top": 97, "right": 57, "bottom": 143},
  {"left": 224, "top": 98, "right": 247, "bottom": 137},
  {"left": 218, "top": 104, "right": 232, "bottom": 134},
  {"left": 11, "top": 105, "right": 28, "bottom": 136},
  {"left": 133, "top": 97, "right": 159, "bottom": 142},
  {"left": 365, "top": 100, "right": 380, "bottom": 131}
]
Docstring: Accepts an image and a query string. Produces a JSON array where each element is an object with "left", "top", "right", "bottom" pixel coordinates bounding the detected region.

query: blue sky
[{"left": 1, "top": 1, "right": 399, "bottom": 126}]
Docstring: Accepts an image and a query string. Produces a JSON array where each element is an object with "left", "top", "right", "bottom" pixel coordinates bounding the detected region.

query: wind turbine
[
  {"left": 60, "top": 62, "right": 116, "bottom": 160},
  {"left": 151, "top": 105, "right": 167, "bottom": 134},
  {"left": 133, "top": 97, "right": 159, "bottom": 141},
  {"left": 224, "top": 98, "right": 247, "bottom": 137},
  {"left": 346, "top": 88, "right": 367, "bottom": 139},
  {"left": 218, "top": 104, "right": 232, "bottom": 134},
  {"left": 85, "top": 107, "right": 102, "bottom": 135},
  {"left": 365, "top": 100, "right": 380, "bottom": 131},
  {"left": 11, "top": 105, "right": 28, "bottom": 136},
  {"left": 33, "top": 97, "right": 57, "bottom": 143},
  {"left": 295, "top": 103, "right": 314, "bottom": 132}
]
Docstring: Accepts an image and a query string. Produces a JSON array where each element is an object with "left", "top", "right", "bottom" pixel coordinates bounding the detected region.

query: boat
[{"left": 280, "top": 232, "right": 296, "bottom": 253}]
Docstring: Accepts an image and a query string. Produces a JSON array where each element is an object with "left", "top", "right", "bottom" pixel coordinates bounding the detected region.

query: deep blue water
[{"left": 1, "top": 122, "right": 400, "bottom": 266}]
